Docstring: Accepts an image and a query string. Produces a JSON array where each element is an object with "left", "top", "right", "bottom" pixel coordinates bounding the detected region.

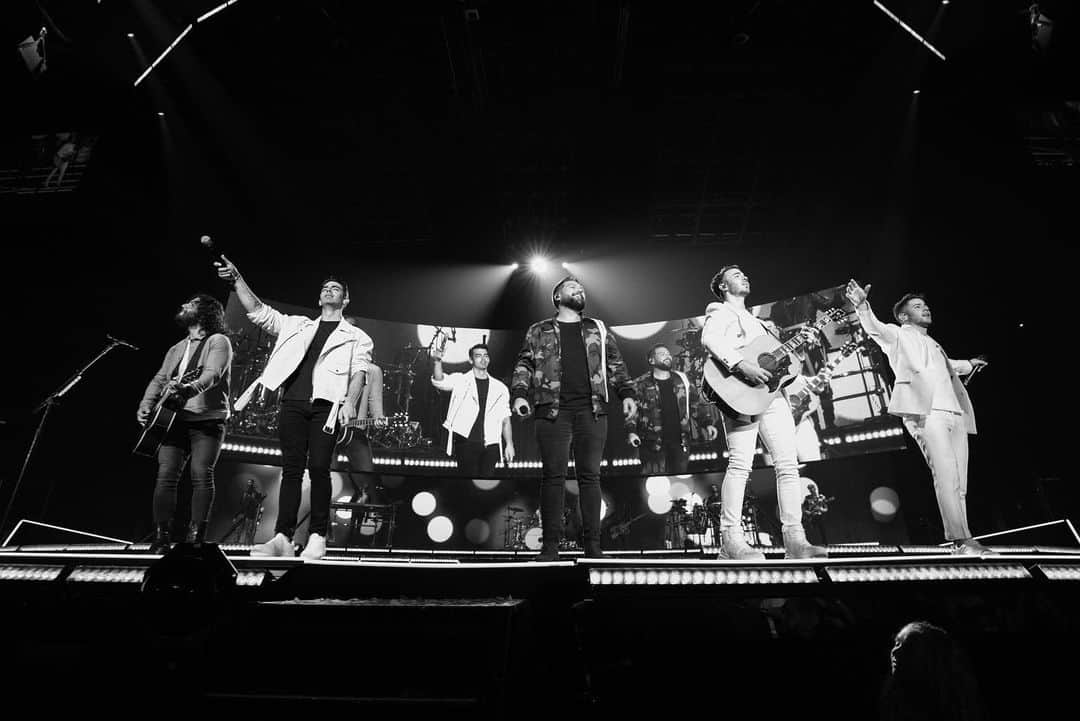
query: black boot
[
  {"left": 583, "top": 540, "right": 607, "bottom": 559},
  {"left": 535, "top": 544, "right": 560, "bottom": 562},
  {"left": 185, "top": 521, "right": 208, "bottom": 544},
  {"left": 149, "top": 523, "right": 172, "bottom": 554}
]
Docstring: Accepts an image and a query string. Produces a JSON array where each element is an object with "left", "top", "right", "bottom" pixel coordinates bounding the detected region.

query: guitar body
[
  {"left": 133, "top": 403, "right": 179, "bottom": 458},
  {"left": 701, "top": 334, "right": 798, "bottom": 416},
  {"left": 133, "top": 368, "right": 201, "bottom": 458}
]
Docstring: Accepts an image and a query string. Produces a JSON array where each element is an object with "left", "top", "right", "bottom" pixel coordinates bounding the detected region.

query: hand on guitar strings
[{"left": 735, "top": 359, "right": 772, "bottom": 386}]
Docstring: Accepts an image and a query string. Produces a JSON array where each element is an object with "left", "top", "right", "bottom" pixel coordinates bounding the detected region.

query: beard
[
  {"left": 560, "top": 295, "right": 585, "bottom": 312},
  {"left": 175, "top": 308, "right": 198, "bottom": 329},
  {"left": 653, "top": 357, "right": 673, "bottom": 371}
]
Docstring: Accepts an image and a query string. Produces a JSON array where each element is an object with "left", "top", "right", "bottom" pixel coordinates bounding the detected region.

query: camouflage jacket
[
  {"left": 511, "top": 316, "right": 635, "bottom": 418},
  {"left": 626, "top": 370, "right": 714, "bottom": 449}
]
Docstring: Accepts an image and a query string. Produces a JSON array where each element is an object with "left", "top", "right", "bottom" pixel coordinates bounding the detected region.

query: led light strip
[
  {"left": 873, "top": 0, "right": 946, "bottom": 61},
  {"left": 133, "top": 1, "right": 243, "bottom": 87}
]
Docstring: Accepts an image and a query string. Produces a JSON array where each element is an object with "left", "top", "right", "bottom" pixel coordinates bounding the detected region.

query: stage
[{"left": 3, "top": 521, "right": 1079, "bottom": 718}]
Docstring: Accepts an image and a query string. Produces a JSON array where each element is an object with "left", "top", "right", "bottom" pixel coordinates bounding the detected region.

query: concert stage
[{"left": 2, "top": 521, "right": 1079, "bottom": 719}]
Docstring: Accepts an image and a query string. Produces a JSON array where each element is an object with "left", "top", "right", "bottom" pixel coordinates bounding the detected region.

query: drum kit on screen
[{"left": 502, "top": 507, "right": 581, "bottom": 551}]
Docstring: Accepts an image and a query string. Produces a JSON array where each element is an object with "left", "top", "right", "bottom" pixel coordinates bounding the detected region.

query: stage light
[
  {"left": 127, "top": 33, "right": 135, "bottom": 38},
  {"left": 157, "top": 112, "right": 165, "bottom": 117},
  {"left": 600, "top": 497, "right": 609, "bottom": 519},
  {"left": 427, "top": 516, "right": 454, "bottom": 543},
  {"left": 589, "top": 567, "right": 818, "bottom": 586},
  {"left": 510, "top": 262, "right": 519, "bottom": 270},
  {"left": 873, "top": 0, "right": 946, "bottom": 61},
  {"left": 472, "top": 478, "right": 500, "bottom": 491},
  {"left": 824, "top": 563, "right": 1029, "bottom": 583},
  {"left": 611, "top": 321, "right": 667, "bottom": 340},
  {"left": 561, "top": 262, "right": 570, "bottom": 269},
  {"left": 411, "top": 491, "right": 437, "bottom": 517},
  {"left": 913, "top": 89, "right": 921, "bottom": 95},
  {"left": 529, "top": 255, "right": 550, "bottom": 273},
  {"left": 464, "top": 519, "right": 490, "bottom": 544},
  {"left": 645, "top": 476, "right": 671, "bottom": 496},
  {"left": 870, "top": 486, "right": 900, "bottom": 522},
  {"left": 647, "top": 494, "right": 673, "bottom": 515},
  {"left": 67, "top": 566, "right": 147, "bottom": 583},
  {"left": 0, "top": 565, "right": 63, "bottom": 582},
  {"left": 669, "top": 480, "right": 691, "bottom": 499}
]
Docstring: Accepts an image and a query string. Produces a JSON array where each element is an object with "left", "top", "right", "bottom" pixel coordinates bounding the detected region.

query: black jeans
[
  {"left": 277, "top": 399, "right": 337, "bottom": 537},
  {"left": 641, "top": 438, "right": 689, "bottom": 475},
  {"left": 453, "top": 434, "right": 500, "bottom": 477},
  {"left": 153, "top": 417, "right": 225, "bottom": 525},
  {"left": 534, "top": 406, "right": 607, "bottom": 549}
]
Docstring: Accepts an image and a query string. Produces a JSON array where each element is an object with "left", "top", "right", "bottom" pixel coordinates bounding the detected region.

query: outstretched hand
[
  {"left": 214, "top": 254, "right": 241, "bottom": 284},
  {"left": 845, "top": 279, "right": 871, "bottom": 308}
]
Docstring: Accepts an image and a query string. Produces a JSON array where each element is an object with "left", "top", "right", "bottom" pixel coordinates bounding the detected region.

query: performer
[
  {"left": 845, "top": 280, "right": 992, "bottom": 555},
  {"left": 701, "top": 265, "right": 828, "bottom": 559},
  {"left": 512, "top": 276, "right": 636, "bottom": 560},
  {"left": 137, "top": 294, "right": 232, "bottom": 551},
  {"left": 334, "top": 322, "right": 385, "bottom": 503},
  {"left": 431, "top": 341, "right": 515, "bottom": 477},
  {"left": 216, "top": 256, "right": 372, "bottom": 560},
  {"left": 627, "top": 343, "right": 718, "bottom": 474}
]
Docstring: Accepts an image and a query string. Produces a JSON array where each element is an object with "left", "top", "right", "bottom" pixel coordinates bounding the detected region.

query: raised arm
[{"left": 845, "top": 279, "right": 899, "bottom": 348}]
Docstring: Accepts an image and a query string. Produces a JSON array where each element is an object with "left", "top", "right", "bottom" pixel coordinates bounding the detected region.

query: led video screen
[{"left": 221, "top": 283, "right": 904, "bottom": 478}]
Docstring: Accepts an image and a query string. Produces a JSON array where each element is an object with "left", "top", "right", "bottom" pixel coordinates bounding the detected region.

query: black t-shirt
[
  {"left": 657, "top": 375, "right": 682, "bottom": 445},
  {"left": 282, "top": 320, "right": 339, "bottom": 401},
  {"left": 557, "top": 321, "right": 592, "bottom": 411},
  {"left": 468, "top": 376, "right": 489, "bottom": 443}
]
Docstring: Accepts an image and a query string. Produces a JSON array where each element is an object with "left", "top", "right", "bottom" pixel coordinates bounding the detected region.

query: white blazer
[
  {"left": 431, "top": 371, "right": 511, "bottom": 460},
  {"left": 234, "top": 304, "right": 373, "bottom": 431},
  {"left": 856, "top": 305, "right": 976, "bottom": 433}
]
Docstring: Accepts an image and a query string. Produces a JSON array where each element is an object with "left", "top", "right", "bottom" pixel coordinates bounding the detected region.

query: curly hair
[{"left": 190, "top": 293, "right": 226, "bottom": 335}]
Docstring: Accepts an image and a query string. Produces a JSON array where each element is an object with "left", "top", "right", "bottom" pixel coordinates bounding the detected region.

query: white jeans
[
  {"left": 903, "top": 410, "right": 971, "bottom": 541},
  {"left": 721, "top": 395, "right": 805, "bottom": 533}
]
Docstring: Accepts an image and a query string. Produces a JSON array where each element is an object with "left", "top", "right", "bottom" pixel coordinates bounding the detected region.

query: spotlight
[
  {"left": 529, "top": 255, "right": 550, "bottom": 273},
  {"left": 157, "top": 111, "right": 165, "bottom": 117},
  {"left": 913, "top": 89, "right": 921, "bottom": 95},
  {"left": 561, "top": 262, "right": 570, "bottom": 269},
  {"left": 411, "top": 491, "right": 437, "bottom": 517},
  {"left": 510, "top": 262, "right": 519, "bottom": 270},
  {"left": 127, "top": 33, "right": 135, "bottom": 38}
]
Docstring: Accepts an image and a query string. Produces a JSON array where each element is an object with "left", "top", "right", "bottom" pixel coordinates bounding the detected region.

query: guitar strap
[{"left": 173, "top": 336, "right": 210, "bottom": 379}]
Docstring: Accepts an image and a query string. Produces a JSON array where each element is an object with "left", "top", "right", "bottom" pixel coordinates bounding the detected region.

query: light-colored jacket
[
  {"left": 856, "top": 305, "right": 976, "bottom": 433},
  {"left": 234, "top": 304, "right": 373, "bottom": 431},
  {"left": 701, "top": 301, "right": 770, "bottom": 371},
  {"left": 431, "top": 371, "right": 512, "bottom": 460}
]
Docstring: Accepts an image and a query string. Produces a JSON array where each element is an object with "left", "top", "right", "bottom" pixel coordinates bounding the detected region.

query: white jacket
[
  {"left": 234, "top": 304, "right": 373, "bottom": 431},
  {"left": 856, "top": 305, "right": 976, "bottom": 433},
  {"left": 431, "top": 371, "right": 511, "bottom": 460},
  {"left": 701, "top": 300, "right": 771, "bottom": 370}
]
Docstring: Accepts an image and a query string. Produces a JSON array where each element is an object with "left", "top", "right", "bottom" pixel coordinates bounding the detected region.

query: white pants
[
  {"left": 795, "top": 416, "right": 822, "bottom": 462},
  {"left": 721, "top": 395, "right": 804, "bottom": 533},
  {"left": 903, "top": 410, "right": 971, "bottom": 541}
]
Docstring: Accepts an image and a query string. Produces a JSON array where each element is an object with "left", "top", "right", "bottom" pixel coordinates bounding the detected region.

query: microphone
[
  {"left": 107, "top": 334, "right": 140, "bottom": 351},
  {"left": 200, "top": 235, "right": 224, "bottom": 262}
]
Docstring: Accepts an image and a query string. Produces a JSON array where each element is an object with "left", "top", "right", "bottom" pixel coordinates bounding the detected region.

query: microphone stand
[{"left": 0, "top": 338, "right": 127, "bottom": 533}]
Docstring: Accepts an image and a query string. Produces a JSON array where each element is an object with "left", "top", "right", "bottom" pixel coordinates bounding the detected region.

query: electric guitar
[
  {"left": 788, "top": 339, "right": 859, "bottom": 425},
  {"left": 608, "top": 512, "right": 649, "bottom": 540},
  {"left": 701, "top": 307, "right": 847, "bottom": 416},
  {"left": 133, "top": 368, "right": 202, "bottom": 457},
  {"left": 336, "top": 416, "right": 394, "bottom": 445}
]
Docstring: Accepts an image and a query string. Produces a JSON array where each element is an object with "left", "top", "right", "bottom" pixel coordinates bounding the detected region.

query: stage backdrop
[{"left": 220, "top": 283, "right": 903, "bottom": 479}]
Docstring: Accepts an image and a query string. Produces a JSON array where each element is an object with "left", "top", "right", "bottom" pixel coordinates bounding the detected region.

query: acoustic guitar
[
  {"left": 133, "top": 368, "right": 202, "bottom": 457},
  {"left": 700, "top": 307, "right": 847, "bottom": 416}
]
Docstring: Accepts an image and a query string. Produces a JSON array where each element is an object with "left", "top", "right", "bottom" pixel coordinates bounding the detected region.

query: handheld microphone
[
  {"left": 200, "top": 235, "right": 224, "bottom": 262},
  {"left": 107, "top": 334, "right": 140, "bottom": 351}
]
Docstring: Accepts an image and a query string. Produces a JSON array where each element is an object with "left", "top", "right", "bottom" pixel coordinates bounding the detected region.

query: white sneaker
[
  {"left": 250, "top": 532, "right": 295, "bottom": 558},
  {"left": 300, "top": 532, "right": 327, "bottom": 561}
]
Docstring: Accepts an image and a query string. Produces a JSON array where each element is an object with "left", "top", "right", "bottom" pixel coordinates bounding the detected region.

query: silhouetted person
[{"left": 880, "top": 621, "right": 984, "bottom": 721}]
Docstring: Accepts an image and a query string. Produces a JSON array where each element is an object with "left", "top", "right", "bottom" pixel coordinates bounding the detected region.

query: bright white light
[
  {"left": 600, "top": 497, "right": 609, "bottom": 519},
  {"left": 647, "top": 494, "right": 673, "bottom": 514},
  {"left": 645, "top": 476, "right": 671, "bottom": 496},
  {"left": 133, "top": 23, "right": 193, "bottom": 87},
  {"left": 416, "top": 324, "right": 490, "bottom": 364},
  {"left": 561, "top": 262, "right": 570, "bottom": 269},
  {"left": 870, "top": 486, "right": 900, "bottom": 522},
  {"left": 510, "top": 262, "right": 519, "bottom": 270},
  {"left": 472, "top": 478, "right": 500, "bottom": 491},
  {"left": 411, "top": 491, "right": 437, "bottom": 517},
  {"left": 913, "top": 89, "right": 921, "bottom": 95},
  {"left": 529, "top": 255, "right": 550, "bottom": 273},
  {"left": 873, "top": 0, "right": 946, "bottom": 61},
  {"left": 669, "top": 480, "right": 691, "bottom": 499},
  {"left": 427, "top": 516, "right": 454, "bottom": 543},
  {"left": 611, "top": 321, "right": 668, "bottom": 340},
  {"left": 157, "top": 112, "right": 165, "bottom": 117},
  {"left": 464, "top": 519, "right": 490, "bottom": 544},
  {"left": 126, "top": 33, "right": 135, "bottom": 38}
]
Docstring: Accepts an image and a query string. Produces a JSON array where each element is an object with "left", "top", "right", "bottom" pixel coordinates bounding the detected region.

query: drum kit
[{"left": 503, "top": 506, "right": 580, "bottom": 551}]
